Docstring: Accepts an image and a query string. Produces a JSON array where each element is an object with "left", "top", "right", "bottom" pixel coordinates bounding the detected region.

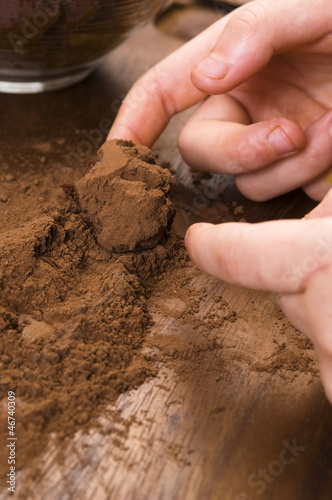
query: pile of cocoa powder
[{"left": 0, "top": 140, "right": 186, "bottom": 477}]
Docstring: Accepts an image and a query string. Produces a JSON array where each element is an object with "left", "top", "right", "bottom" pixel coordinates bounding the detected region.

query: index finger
[
  {"left": 185, "top": 217, "right": 332, "bottom": 293},
  {"left": 108, "top": 16, "right": 229, "bottom": 146}
]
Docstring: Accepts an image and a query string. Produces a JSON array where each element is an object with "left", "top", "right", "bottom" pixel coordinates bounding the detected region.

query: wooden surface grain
[{"left": 1, "top": 3, "right": 332, "bottom": 499}]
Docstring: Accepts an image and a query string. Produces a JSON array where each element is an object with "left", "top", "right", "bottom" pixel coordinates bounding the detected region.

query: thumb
[{"left": 191, "top": 0, "right": 332, "bottom": 94}]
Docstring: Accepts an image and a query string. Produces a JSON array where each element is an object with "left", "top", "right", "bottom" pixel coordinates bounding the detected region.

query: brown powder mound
[
  {"left": 0, "top": 143, "right": 183, "bottom": 478},
  {"left": 75, "top": 139, "right": 175, "bottom": 253}
]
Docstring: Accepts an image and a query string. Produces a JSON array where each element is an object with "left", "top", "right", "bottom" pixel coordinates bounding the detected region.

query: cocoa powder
[{"left": 0, "top": 141, "right": 182, "bottom": 477}]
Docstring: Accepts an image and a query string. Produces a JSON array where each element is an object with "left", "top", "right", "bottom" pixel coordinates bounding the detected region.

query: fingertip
[
  {"left": 190, "top": 71, "right": 219, "bottom": 95},
  {"left": 277, "top": 119, "right": 306, "bottom": 153},
  {"left": 107, "top": 123, "right": 143, "bottom": 145},
  {"left": 235, "top": 174, "right": 270, "bottom": 202},
  {"left": 185, "top": 222, "right": 213, "bottom": 250},
  {"left": 185, "top": 222, "right": 215, "bottom": 270},
  {"left": 303, "top": 184, "right": 330, "bottom": 202},
  {"left": 303, "top": 176, "right": 332, "bottom": 203},
  {"left": 191, "top": 55, "right": 230, "bottom": 94},
  {"left": 234, "top": 119, "right": 306, "bottom": 201},
  {"left": 185, "top": 221, "right": 246, "bottom": 282},
  {"left": 192, "top": 54, "right": 229, "bottom": 81}
]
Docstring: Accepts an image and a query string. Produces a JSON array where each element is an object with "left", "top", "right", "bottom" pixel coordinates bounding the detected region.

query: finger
[
  {"left": 304, "top": 266, "right": 332, "bottom": 404},
  {"left": 108, "top": 16, "right": 231, "bottom": 146},
  {"left": 276, "top": 293, "right": 312, "bottom": 339},
  {"left": 235, "top": 109, "right": 332, "bottom": 201},
  {"left": 191, "top": 0, "right": 332, "bottom": 95},
  {"left": 279, "top": 266, "right": 332, "bottom": 405},
  {"left": 296, "top": 32, "right": 332, "bottom": 54},
  {"left": 178, "top": 95, "right": 305, "bottom": 174},
  {"left": 306, "top": 188, "right": 332, "bottom": 219},
  {"left": 185, "top": 217, "right": 332, "bottom": 293},
  {"left": 303, "top": 172, "right": 332, "bottom": 201}
]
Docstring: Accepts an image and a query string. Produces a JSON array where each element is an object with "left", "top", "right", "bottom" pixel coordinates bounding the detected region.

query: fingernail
[
  {"left": 185, "top": 223, "right": 212, "bottom": 246},
  {"left": 268, "top": 126, "right": 297, "bottom": 156},
  {"left": 193, "top": 54, "right": 228, "bottom": 80}
]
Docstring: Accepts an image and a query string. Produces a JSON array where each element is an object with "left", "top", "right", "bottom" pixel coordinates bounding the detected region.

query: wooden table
[{"left": 1, "top": 3, "right": 332, "bottom": 499}]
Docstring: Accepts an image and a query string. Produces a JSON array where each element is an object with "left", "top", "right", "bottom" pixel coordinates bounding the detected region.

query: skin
[{"left": 109, "top": 0, "right": 332, "bottom": 403}]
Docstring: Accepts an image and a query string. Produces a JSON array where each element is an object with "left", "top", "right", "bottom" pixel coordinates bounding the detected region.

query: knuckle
[
  {"left": 141, "top": 68, "right": 175, "bottom": 118},
  {"left": 303, "top": 150, "right": 318, "bottom": 175},
  {"left": 233, "top": 135, "right": 264, "bottom": 173},
  {"left": 225, "top": 158, "right": 242, "bottom": 174},
  {"left": 303, "top": 144, "right": 331, "bottom": 177},
  {"left": 226, "top": 3, "right": 267, "bottom": 35}
]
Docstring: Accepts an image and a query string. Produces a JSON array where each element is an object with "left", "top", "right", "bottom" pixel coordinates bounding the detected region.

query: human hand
[
  {"left": 109, "top": 0, "right": 332, "bottom": 201},
  {"left": 185, "top": 189, "right": 332, "bottom": 403}
]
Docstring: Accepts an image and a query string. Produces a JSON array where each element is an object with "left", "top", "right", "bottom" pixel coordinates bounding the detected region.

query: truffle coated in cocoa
[{"left": 75, "top": 139, "right": 175, "bottom": 253}]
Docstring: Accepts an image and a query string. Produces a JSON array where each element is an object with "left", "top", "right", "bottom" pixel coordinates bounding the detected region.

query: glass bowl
[{"left": 0, "top": 0, "right": 169, "bottom": 93}]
